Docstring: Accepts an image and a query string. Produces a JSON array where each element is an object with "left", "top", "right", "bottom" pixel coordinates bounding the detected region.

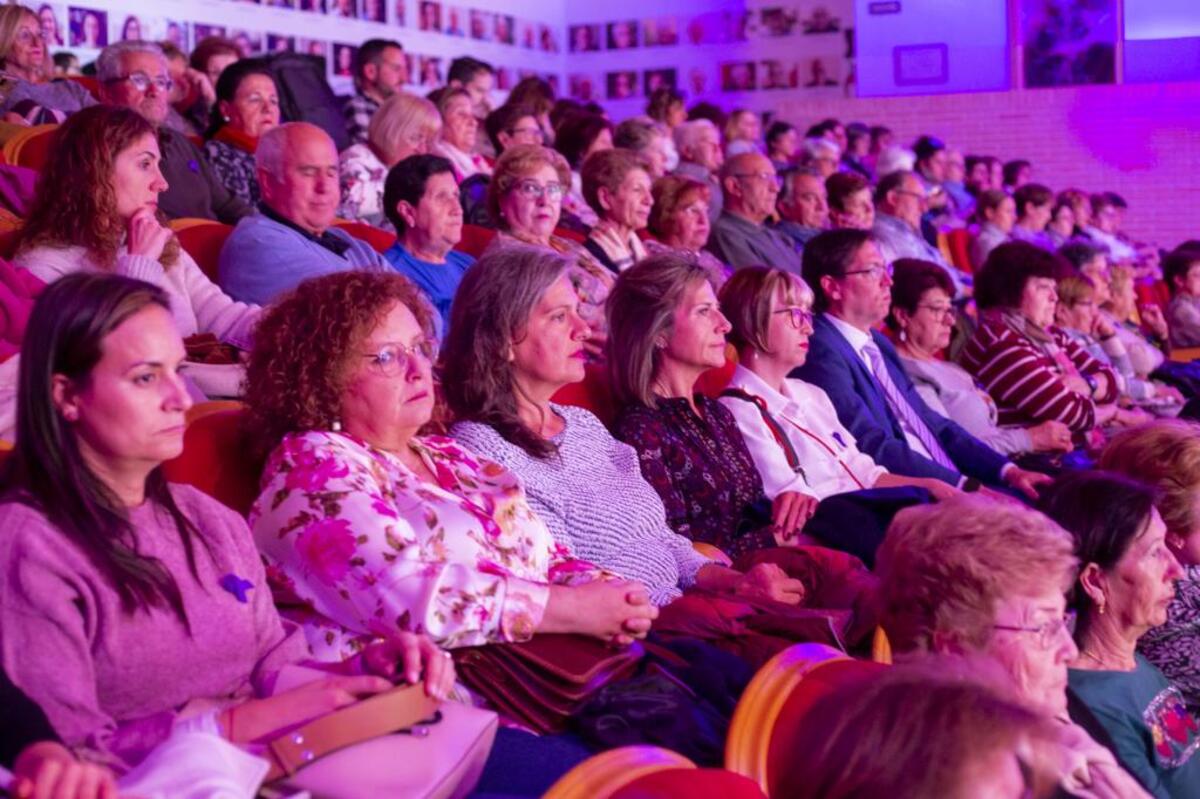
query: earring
[
  {"left": 898, "top": 329, "right": 907, "bottom": 342},
  {"left": 331, "top": 419, "right": 342, "bottom": 432},
  {"left": 655, "top": 340, "right": 667, "bottom": 349},
  {"left": 1097, "top": 600, "right": 1106, "bottom": 615}
]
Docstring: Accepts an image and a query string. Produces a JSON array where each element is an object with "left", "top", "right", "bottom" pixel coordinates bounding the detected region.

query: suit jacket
[{"left": 792, "top": 314, "right": 1008, "bottom": 485}]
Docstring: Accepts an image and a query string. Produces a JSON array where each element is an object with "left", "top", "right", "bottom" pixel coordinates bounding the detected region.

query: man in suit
[{"left": 793, "top": 228, "right": 1049, "bottom": 499}]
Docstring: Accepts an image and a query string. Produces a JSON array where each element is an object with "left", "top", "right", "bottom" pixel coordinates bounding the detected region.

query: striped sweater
[{"left": 960, "top": 312, "right": 1118, "bottom": 433}]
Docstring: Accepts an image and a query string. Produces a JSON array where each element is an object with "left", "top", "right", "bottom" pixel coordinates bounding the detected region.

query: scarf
[{"left": 213, "top": 125, "right": 259, "bottom": 154}]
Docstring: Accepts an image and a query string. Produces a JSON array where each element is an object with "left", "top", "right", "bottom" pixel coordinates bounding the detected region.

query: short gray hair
[
  {"left": 799, "top": 136, "right": 839, "bottom": 162},
  {"left": 255, "top": 123, "right": 291, "bottom": 178},
  {"left": 673, "top": 119, "right": 718, "bottom": 157},
  {"left": 779, "top": 165, "right": 824, "bottom": 204},
  {"left": 614, "top": 116, "right": 667, "bottom": 153},
  {"left": 96, "top": 40, "right": 165, "bottom": 83}
]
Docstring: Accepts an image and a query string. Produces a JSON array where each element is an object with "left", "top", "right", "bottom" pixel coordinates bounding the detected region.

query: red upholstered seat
[
  {"left": 552, "top": 362, "right": 618, "bottom": 427},
  {"left": 945, "top": 228, "right": 975, "bottom": 273},
  {"left": 458, "top": 224, "right": 497, "bottom": 258},
  {"left": 161, "top": 406, "right": 263, "bottom": 517},
  {"left": 171, "top": 219, "right": 234, "bottom": 284},
  {"left": 611, "top": 769, "right": 765, "bottom": 799},
  {"left": 333, "top": 220, "right": 397, "bottom": 253},
  {"left": 67, "top": 75, "right": 100, "bottom": 100},
  {"left": 2, "top": 124, "right": 58, "bottom": 172},
  {"left": 1135, "top": 279, "right": 1170, "bottom": 310}
]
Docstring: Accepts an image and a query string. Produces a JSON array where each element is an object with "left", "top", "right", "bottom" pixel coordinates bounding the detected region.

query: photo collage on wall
[{"left": 567, "top": 1, "right": 855, "bottom": 106}]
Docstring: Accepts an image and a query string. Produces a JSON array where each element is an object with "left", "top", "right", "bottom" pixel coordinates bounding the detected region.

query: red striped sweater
[{"left": 960, "top": 313, "right": 1119, "bottom": 433}]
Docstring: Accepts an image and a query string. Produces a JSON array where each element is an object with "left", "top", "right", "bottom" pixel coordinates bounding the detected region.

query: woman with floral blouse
[{"left": 245, "top": 270, "right": 657, "bottom": 661}]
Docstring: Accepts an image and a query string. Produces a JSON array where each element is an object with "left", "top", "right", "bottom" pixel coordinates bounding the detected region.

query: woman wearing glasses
[
  {"left": 0, "top": 4, "right": 96, "bottom": 124},
  {"left": 487, "top": 144, "right": 612, "bottom": 356},
  {"left": 203, "top": 60, "right": 281, "bottom": 208},
  {"left": 890, "top": 258, "right": 1074, "bottom": 456}
]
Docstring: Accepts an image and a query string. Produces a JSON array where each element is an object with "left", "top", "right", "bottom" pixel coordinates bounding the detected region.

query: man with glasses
[
  {"left": 97, "top": 41, "right": 251, "bottom": 224},
  {"left": 794, "top": 229, "right": 1048, "bottom": 499},
  {"left": 218, "top": 122, "right": 388, "bottom": 304},
  {"left": 708, "top": 152, "right": 802, "bottom": 274},
  {"left": 871, "top": 170, "right": 968, "bottom": 299},
  {"left": 774, "top": 166, "right": 829, "bottom": 249}
]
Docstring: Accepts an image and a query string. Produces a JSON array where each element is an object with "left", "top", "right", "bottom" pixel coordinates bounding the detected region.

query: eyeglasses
[
  {"left": 361, "top": 338, "right": 437, "bottom": 376},
  {"left": 916, "top": 303, "right": 955, "bottom": 320},
  {"left": 733, "top": 172, "right": 783, "bottom": 189},
  {"left": 992, "top": 611, "right": 1077, "bottom": 650},
  {"left": 773, "top": 306, "right": 814, "bottom": 329},
  {"left": 842, "top": 262, "right": 893, "bottom": 280},
  {"left": 513, "top": 179, "right": 565, "bottom": 201},
  {"left": 110, "top": 71, "right": 174, "bottom": 93},
  {"left": 15, "top": 28, "right": 43, "bottom": 45}
]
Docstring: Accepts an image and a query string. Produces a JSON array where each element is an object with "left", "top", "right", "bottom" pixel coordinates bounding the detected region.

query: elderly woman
[
  {"left": 339, "top": 92, "right": 441, "bottom": 230},
  {"left": 890, "top": 258, "right": 1075, "bottom": 455},
  {"left": 971, "top": 189, "right": 1016, "bottom": 270},
  {"left": 717, "top": 266, "right": 955, "bottom": 565},
  {"left": 961, "top": 242, "right": 1121, "bottom": 437},
  {"left": 245, "top": 270, "right": 657, "bottom": 660},
  {"left": 0, "top": 273, "right": 451, "bottom": 775},
  {"left": 613, "top": 116, "right": 673, "bottom": 179},
  {"left": 445, "top": 245, "right": 883, "bottom": 655},
  {"left": 487, "top": 144, "right": 612, "bottom": 352},
  {"left": 825, "top": 171, "right": 874, "bottom": 230},
  {"left": 799, "top": 136, "right": 840, "bottom": 179},
  {"left": 0, "top": 3, "right": 95, "bottom": 123},
  {"left": 644, "top": 175, "right": 728, "bottom": 280},
  {"left": 1104, "top": 263, "right": 1172, "bottom": 377},
  {"left": 203, "top": 60, "right": 280, "bottom": 208},
  {"left": 431, "top": 87, "right": 491, "bottom": 182},
  {"left": 1038, "top": 472, "right": 1200, "bottom": 797},
  {"left": 12, "top": 105, "right": 258, "bottom": 398},
  {"left": 554, "top": 111, "right": 613, "bottom": 228},
  {"left": 579, "top": 148, "right": 652, "bottom": 274},
  {"left": 1099, "top": 422, "right": 1200, "bottom": 714},
  {"left": 877, "top": 495, "right": 1153, "bottom": 799}
]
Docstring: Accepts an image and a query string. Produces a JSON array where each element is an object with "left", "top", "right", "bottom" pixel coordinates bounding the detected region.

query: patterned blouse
[
  {"left": 204, "top": 138, "right": 260, "bottom": 209},
  {"left": 1140, "top": 566, "right": 1200, "bottom": 714},
  {"left": 614, "top": 395, "right": 776, "bottom": 560},
  {"left": 249, "top": 430, "right": 610, "bottom": 659},
  {"left": 338, "top": 143, "right": 394, "bottom": 231}
]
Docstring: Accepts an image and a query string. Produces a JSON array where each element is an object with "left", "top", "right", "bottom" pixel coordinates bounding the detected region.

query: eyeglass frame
[
  {"left": 732, "top": 171, "right": 784, "bottom": 190},
  {"left": 841, "top": 262, "right": 894, "bottom": 280},
  {"left": 511, "top": 178, "right": 565, "bottom": 201},
  {"left": 991, "top": 610, "right": 1077, "bottom": 649},
  {"left": 107, "top": 70, "right": 174, "bottom": 94},
  {"left": 360, "top": 338, "right": 438, "bottom": 376},
  {"left": 773, "top": 305, "right": 814, "bottom": 329},
  {"left": 915, "top": 302, "right": 956, "bottom": 320}
]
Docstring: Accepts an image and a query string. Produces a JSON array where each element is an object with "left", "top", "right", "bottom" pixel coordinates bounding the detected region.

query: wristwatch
[{"left": 1083, "top": 373, "right": 1099, "bottom": 396}]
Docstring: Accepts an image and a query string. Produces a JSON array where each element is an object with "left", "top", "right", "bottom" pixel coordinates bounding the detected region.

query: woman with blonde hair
[
  {"left": 338, "top": 91, "right": 441, "bottom": 229},
  {"left": 1100, "top": 420, "right": 1200, "bottom": 712},
  {"left": 0, "top": 3, "right": 95, "bottom": 123}
]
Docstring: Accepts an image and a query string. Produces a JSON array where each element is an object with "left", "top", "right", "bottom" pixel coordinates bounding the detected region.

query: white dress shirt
[{"left": 719, "top": 364, "right": 888, "bottom": 500}]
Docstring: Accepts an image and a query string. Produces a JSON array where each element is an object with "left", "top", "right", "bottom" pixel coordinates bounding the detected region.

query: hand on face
[{"left": 127, "top": 207, "right": 173, "bottom": 261}]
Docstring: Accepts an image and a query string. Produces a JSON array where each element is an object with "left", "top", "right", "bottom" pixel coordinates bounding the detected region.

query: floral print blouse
[
  {"left": 338, "top": 143, "right": 394, "bottom": 231},
  {"left": 204, "top": 138, "right": 260, "bottom": 209},
  {"left": 249, "top": 430, "right": 610, "bottom": 659},
  {"left": 614, "top": 395, "right": 776, "bottom": 560}
]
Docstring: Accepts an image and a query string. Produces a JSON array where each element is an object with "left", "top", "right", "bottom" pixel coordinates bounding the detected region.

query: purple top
[
  {"left": 614, "top": 395, "right": 775, "bottom": 559},
  {"left": 0, "top": 484, "right": 309, "bottom": 771}
]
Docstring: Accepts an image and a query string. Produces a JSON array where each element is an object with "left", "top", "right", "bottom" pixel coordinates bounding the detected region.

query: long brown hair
[
  {"left": 440, "top": 243, "right": 568, "bottom": 458},
  {"left": 2, "top": 273, "right": 207, "bottom": 620},
  {"left": 17, "top": 105, "right": 180, "bottom": 269}
]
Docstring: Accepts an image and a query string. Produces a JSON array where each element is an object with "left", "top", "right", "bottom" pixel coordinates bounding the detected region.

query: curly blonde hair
[
  {"left": 876, "top": 495, "right": 1078, "bottom": 654},
  {"left": 16, "top": 105, "right": 179, "bottom": 269},
  {"left": 1099, "top": 419, "right": 1200, "bottom": 536},
  {"left": 243, "top": 271, "right": 434, "bottom": 459}
]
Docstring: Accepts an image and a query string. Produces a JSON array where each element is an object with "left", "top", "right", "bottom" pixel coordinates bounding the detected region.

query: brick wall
[{"left": 775, "top": 80, "right": 1200, "bottom": 249}]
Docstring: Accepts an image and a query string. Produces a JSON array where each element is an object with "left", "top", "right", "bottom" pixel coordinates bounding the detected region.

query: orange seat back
[
  {"left": 171, "top": 219, "right": 234, "bottom": 283},
  {"left": 2, "top": 124, "right": 58, "bottom": 172},
  {"left": 0, "top": 220, "right": 24, "bottom": 259},
  {"left": 67, "top": 75, "right": 100, "bottom": 100},
  {"left": 333, "top": 220, "right": 397, "bottom": 254},
  {"left": 612, "top": 769, "right": 765, "bottom": 799},
  {"left": 161, "top": 406, "right": 263, "bottom": 517},
  {"left": 458, "top": 224, "right": 496, "bottom": 258}
]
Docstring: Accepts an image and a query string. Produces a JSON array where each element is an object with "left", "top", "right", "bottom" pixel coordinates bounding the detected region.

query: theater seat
[
  {"left": 543, "top": 746, "right": 697, "bottom": 799},
  {"left": 161, "top": 404, "right": 263, "bottom": 517},
  {"left": 551, "top": 362, "right": 618, "bottom": 427},
  {"left": 458, "top": 223, "right": 496, "bottom": 258},
  {"left": 333, "top": 220, "right": 397, "bottom": 253},
  {"left": 170, "top": 219, "right": 234, "bottom": 284},
  {"left": 2, "top": 124, "right": 57, "bottom": 172},
  {"left": 611, "top": 769, "right": 765, "bottom": 799},
  {"left": 944, "top": 228, "right": 975, "bottom": 273},
  {"left": 1135, "top": 280, "right": 1170, "bottom": 311},
  {"left": 67, "top": 75, "right": 100, "bottom": 101},
  {"left": 725, "top": 642, "right": 887, "bottom": 795}
]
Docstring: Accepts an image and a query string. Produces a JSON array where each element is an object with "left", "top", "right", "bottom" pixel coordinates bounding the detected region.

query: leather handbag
[
  {"left": 453, "top": 634, "right": 644, "bottom": 733},
  {"left": 259, "top": 667, "right": 498, "bottom": 799}
]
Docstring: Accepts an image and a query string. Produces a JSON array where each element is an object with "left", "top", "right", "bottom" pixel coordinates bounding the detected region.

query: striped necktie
[{"left": 863, "top": 341, "right": 956, "bottom": 471}]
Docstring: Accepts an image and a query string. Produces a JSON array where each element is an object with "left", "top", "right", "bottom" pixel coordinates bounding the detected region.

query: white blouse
[{"left": 719, "top": 365, "right": 888, "bottom": 501}]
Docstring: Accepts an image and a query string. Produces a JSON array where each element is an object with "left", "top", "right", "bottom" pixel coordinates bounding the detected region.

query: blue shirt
[{"left": 383, "top": 242, "right": 474, "bottom": 339}]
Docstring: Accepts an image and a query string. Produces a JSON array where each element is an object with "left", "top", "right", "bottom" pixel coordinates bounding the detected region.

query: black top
[{"left": 1, "top": 667, "right": 58, "bottom": 767}]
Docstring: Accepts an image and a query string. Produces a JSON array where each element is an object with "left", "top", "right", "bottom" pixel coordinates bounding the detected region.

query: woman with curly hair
[
  {"left": 244, "top": 269, "right": 657, "bottom": 660},
  {"left": 12, "top": 105, "right": 259, "bottom": 397}
]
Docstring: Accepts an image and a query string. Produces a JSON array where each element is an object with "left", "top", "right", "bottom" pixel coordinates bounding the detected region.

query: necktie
[{"left": 863, "top": 342, "right": 956, "bottom": 471}]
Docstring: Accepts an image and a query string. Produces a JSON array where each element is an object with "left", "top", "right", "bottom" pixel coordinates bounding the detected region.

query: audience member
[
  {"left": 97, "top": 41, "right": 251, "bottom": 223},
  {"left": 1058, "top": 187, "right": 1093, "bottom": 239},
  {"left": 218, "top": 122, "right": 388, "bottom": 305},
  {"left": 1038, "top": 472, "right": 1200, "bottom": 796},
  {"left": 644, "top": 174, "right": 728, "bottom": 279},
  {"left": 580, "top": 148, "right": 651, "bottom": 274},
  {"left": 912, "top": 135, "right": 947, "bottom": 194},
  {"left": 13, "top": 105, "right": 258, "bottom": 398},
  {"left": 612, "top": 116, "right": 672, "bottom": 179},
  {"left": 825, "top": 171, "right": 874, "bottom": 230},
  {"left": 672, "top": 118, "right": 724, "bottom": 223},
  {"left": 1164, "top": 246, "right": 1200, "bottom": 348},
  {"left": 873, "top": 145, "right": 915, "bottom": 180},
  {"left": 188, "top": 35, "right": 239, "bottom": 87},
  {"left": 865, "top": 124, "right": 892, "bottom": 176},
  {"left": 381, "top": 154, "right": 473, "bottom": 335},
  {"left": 1002, "top": 158, "right": 1031, "bottom": 192},
  {"left": 484, "top": 102, "right": 543, "bottom": 155},
  {"left": 446, "top": 56, "right": 496, "bottom": 125},
  {"left": 339, "top": 91, "right": 440, "bottom": 229},
  {"left": 840, "top": 121, "right": 872, "bottom": 180},
  {"left": 160, "top": 40, "right": 212, "bottom": 137},
  {"left": 645, "top": 86, "right": 686, "bottom": 130},
  {"left": 203, "top": 59, "right": 280, "bottom": 208},
  {"left": 872, "top": 170, "right": 967, "bottom": 298},
  {"left": 797, "top": 136, "right": 839, "bottom": 178},
  {"left": 0, "top": 273, "right": 451, "bottom": 774},
  {"left": 708, "top": 153, "right": 802, "bottom": 274},
  {"left": 795, "top": 230, "right": 1044, "bottom": 496},
  {"left": 502, "top": 76, "right": 551, "bottom": 143},
  {"left": 1011, "top": 183, "right": 1055, "bottom": 251},
  {"left": 1086, "top": 192, "right": 1139, "bottom": 263},
  {"left": 723, "top": 109, "right": 761, "bottom": 158},
  {"left": 963, "top": 154, "right": 992, "bottom": 196},
  {"left": 876, "top": 496, "right": 1152, "bottom": 799},
  {"left": 1046, "top": 195, "right": 1077, "bottom": 248},
  {"left": 890, "top": 259, "right": 1073, "bottom": 456},
  {"left": 942, "top": 148, "right": 973, "bottom": 216},
  {"left": 971, "top": 188, "right": 1015, "bottom": 270},
  {"left": 342, "top": 37, "right": 406, "bottom": 146},
  {"left": 764, "top": 121, "right": 798, "bottom": 172},
  {"left": 773, "top": 166, "right": 828, "bottom": 250},
  {"left": 431, "top": 86, "right": 491, "bottom": 182},
  {"left": 1103, "top": 263, "right": 1170, "bottom": 378},
  {"left": 487, "top": 144, "right": 612, "bottom": 349},
  {"left": 0, "top": 3, "right": 95, "bottom": 122},
  {"left": 554, "top": 111, "right": 612, "bottom": 228}
]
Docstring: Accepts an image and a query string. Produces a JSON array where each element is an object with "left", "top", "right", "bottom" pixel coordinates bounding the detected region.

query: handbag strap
[
  {"left": 720, "top": 388, "right": 807, "bottom": 480},
  {"left": 262, "top": 683, "right": 441, "bottom": 782}
]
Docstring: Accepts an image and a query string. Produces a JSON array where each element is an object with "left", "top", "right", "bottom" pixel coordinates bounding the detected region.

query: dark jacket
[{"left": 158, "top": 126, "right": 252, "bottom": 224}]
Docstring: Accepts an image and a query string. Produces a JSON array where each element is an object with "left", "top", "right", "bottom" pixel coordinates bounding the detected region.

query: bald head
[
  {"left": 720, "top": 153, "right": 780, "bottom": 223},
  {"left": 257, "top": 122, "right": 340, "bottom": 235}
]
